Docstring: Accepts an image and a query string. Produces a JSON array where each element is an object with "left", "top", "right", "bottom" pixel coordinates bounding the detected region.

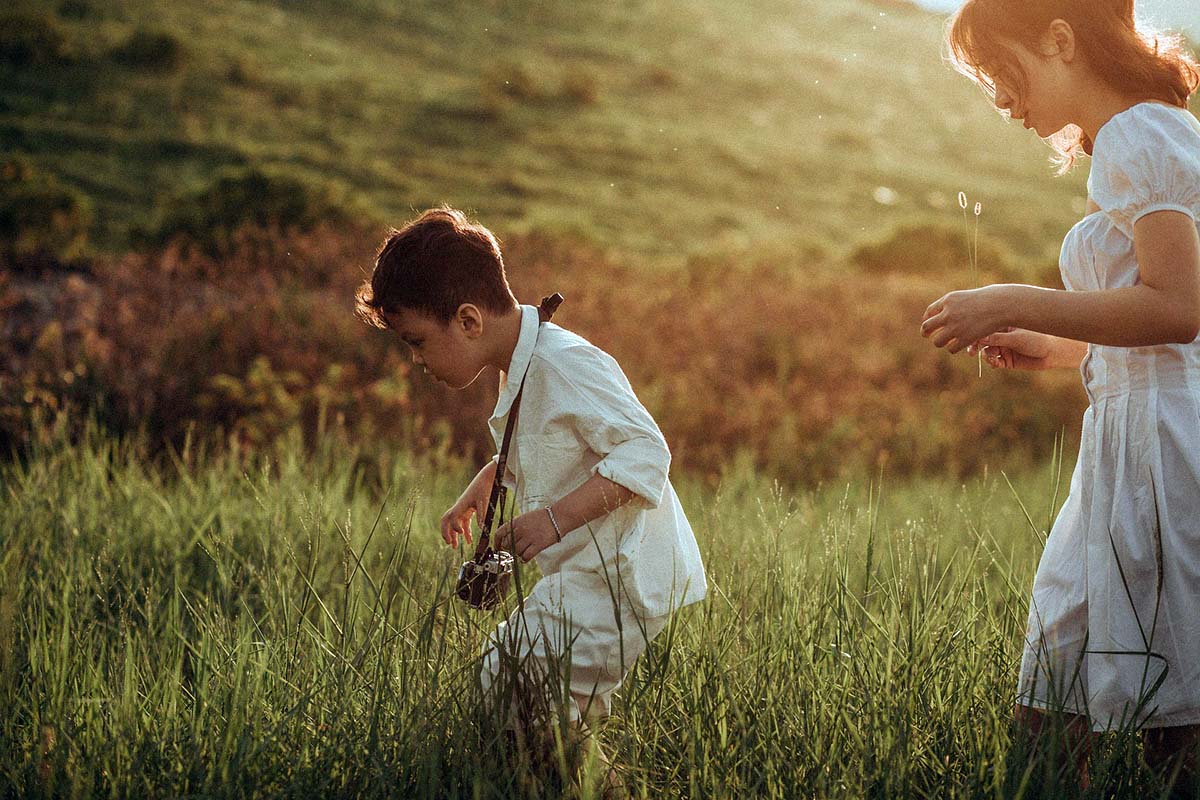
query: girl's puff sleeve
[
  {"left": 542, "top": 345, "right": 671, "bottom": 510},
  {"left": 1089, "top": 106, "right": 1200, "bottom": 240}
]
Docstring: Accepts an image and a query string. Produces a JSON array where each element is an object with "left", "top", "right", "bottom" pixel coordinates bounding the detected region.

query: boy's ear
[
  {"left": 1044, "top": 19, "right": 1076, "bottom": 62},
  {"left": 455, "top": 303, "right": 485, "bottom": 338}
]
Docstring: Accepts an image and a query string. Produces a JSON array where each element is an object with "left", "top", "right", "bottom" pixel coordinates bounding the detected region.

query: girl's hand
[
  {"left": 968, "top": 328, "right": 1089, "bottom": 371},
  {"left": 968, "top": 328, "right": 1054, "bottom": 370},
  {"left": 496, "top": 509, "right": 560, "bottom": 563},
  {"left": 921, "top": 286, "right": 1012, "bottom": 353}
]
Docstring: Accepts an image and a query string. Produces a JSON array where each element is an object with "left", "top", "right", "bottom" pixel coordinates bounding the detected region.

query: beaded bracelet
[{"left": 545, "top": 506, "right": 564, "bottom": 542}]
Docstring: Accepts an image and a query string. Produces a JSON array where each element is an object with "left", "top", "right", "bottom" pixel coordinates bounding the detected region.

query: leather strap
[{"left": 473, "top": 293, "right": 563, "bottom": 562}]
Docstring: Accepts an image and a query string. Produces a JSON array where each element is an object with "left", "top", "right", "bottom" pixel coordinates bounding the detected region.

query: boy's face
[{"left": 384, "top": 306, "right": 488, "bottom": 390}]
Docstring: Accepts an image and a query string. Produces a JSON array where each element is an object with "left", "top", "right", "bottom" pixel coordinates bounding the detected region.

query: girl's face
[{"left": 988, "top": 33, "right": 1077, "bottom": 138}]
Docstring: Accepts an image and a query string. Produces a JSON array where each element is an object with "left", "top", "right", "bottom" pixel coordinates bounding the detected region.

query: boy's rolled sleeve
[
  {"left": 587, "top": 423, "right": 670, "bottom": 510},
  {"left": 545, "top": 348, "right": 671, "bottom": 509}
]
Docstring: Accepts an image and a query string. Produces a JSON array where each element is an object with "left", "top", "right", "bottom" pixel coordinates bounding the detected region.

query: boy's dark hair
[{"left": 355, "top": 207, "right": 517, "bottom": 328}]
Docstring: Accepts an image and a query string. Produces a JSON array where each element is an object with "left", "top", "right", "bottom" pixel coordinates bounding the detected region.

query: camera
[{"left": 456, "top": 549, "right": 514, "bottom": 610}]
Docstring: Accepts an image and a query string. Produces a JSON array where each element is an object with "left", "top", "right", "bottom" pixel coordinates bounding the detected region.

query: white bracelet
[{"left": 546, "top": 506, "right": 564, "bottom": 542}]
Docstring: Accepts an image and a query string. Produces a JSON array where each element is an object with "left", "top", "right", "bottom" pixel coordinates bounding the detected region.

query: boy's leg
[
  {"left": 480, "top": 570, "right": 670, "bottom": 792},
  {"left": 568, "top": 696, "right": 626, "bottom": 798},
  {"left": 1143, "top": 725, "right": 1200, "bottom": 800},
  {"left": 1014, "top": 704, "right": 1093, "bottom": 792}
]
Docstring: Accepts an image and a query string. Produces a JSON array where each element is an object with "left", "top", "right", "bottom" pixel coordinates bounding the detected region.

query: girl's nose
[{"left": 994, "top": 86, "right": 1014, "bottom": 111}]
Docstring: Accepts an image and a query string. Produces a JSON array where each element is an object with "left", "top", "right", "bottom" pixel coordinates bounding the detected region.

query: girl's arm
[{"left": 922, "top": 211, "right": 1200, "bottom": 351}]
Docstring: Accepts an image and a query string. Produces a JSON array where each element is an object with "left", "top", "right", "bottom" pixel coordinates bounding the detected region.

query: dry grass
[{"left": 2, "top": 224, "right": 1085, "bottom": 482}]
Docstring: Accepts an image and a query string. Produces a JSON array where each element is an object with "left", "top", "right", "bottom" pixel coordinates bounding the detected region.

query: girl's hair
[{"left": 947, "top": 0, "right": 1199, "bottom": 173}]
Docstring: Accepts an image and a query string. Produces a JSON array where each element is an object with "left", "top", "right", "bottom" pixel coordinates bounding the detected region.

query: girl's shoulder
[
  {"left": 1093, "top": 102, "right": 1199, "bottom": 162},
  {"left": 1088, "top": 102, "right": 1200, "bottom": 236}
]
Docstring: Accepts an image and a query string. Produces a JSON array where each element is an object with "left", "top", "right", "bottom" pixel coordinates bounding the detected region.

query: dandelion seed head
[{"left": 958, "top": 191, "right": 968, "bottom": 209}]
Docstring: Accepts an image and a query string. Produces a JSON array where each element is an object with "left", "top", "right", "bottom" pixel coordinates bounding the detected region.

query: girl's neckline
[{"left": 1094, "top": 100, "right": 1186, "bottom": 148}]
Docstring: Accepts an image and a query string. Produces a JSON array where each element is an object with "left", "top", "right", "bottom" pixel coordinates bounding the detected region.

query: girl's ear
[
  {"left": 456, "top": 303, "right": 485, "bottom": 338},
  {"left": 1045, "top": 19, "right": 1077, "bottom": 63}
]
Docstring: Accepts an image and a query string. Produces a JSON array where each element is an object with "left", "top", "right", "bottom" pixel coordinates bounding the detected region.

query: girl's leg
[
  {"left": 1143, "top": 725, "right": 1200, "bottom": 800},
  {"left": 1014, "top": 704, "right": 1094, "bottom": 791}
]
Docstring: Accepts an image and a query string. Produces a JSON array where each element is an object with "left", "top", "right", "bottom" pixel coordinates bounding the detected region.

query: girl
[{"left": 920, "top": 0, "right": 1200, "bottom": 791}]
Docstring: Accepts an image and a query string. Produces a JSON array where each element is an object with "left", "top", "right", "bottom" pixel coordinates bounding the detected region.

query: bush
[
  {"left": 109, "top": 28, "right": 183, "bottom": 72},
  {"left": 1, "top": 226, "right": 1087, "bottom": 482},
  {"left": 0, "top": 156, "right": 92, "bottom": 271},
  {"left": 57, "top": 0, "right": 96, "bottom": 20},
  {"left": 852, "top": 223, "right": 1018, "bottom": 282},
  {"left": 0, "top": 11, "right": 71, "bottom": 66},
  {"left": 139, "top": 167, "right": 359, "bottom": 257},
  {"left": 561, "top": 70, "right": 600, "bottom": 106}
]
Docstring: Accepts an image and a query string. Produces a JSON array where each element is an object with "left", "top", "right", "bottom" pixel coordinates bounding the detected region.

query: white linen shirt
[{"left": 488, "top": 305, "right": 706, "bottom": 617}]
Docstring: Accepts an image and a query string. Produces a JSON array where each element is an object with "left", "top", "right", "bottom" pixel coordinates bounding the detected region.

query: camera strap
[{"left": 473, "top": 293, "right": 563, "bottom": 563}]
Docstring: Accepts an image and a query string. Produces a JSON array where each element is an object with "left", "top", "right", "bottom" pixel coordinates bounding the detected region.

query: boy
[{"left": 354, "top": 207, "right": 706, "bottom": 778}]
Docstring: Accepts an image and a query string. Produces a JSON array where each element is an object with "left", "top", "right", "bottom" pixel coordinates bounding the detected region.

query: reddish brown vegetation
[{"left": 1, "top": 225, "right": 1085, "bottom": 482}]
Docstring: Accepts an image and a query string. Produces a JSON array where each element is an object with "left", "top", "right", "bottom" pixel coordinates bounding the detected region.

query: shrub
[
  {"left": 57, "top": 0, "right": 95, "bottom": 21},
  {"left": 225, "top": 55, "right": 258, "bottom": 87},
  {"left": 486, "top": 60, "right": 542, "bottom": 102},
  {"left": 0, "top": 11, "right": 71, "bottom": 66},
  {"left": 852, "top": 223, "right": 1018, "bottom": 282},
  {"left": 0, "top": 156, "right": 92, "bottom": 271},
  {"left": 109, "top": 28, "right": 183, "bottom": 72},
  {"left": 139, "top": 167, "right": 359, "bottom": 257},
  {"left": 1, "top": 225, "right": 1087, "bottom": 483},
  {"left": 561, "top": 70, "right": 600, "bottom": 106}
]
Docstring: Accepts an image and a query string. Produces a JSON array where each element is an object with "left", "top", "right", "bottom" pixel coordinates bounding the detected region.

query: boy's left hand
[
  {"left": 496, "top": 509, "right": 560, "bottom": 562},
  {"left": 921, "top": 285, "right": 1012, "bottom": 353}
]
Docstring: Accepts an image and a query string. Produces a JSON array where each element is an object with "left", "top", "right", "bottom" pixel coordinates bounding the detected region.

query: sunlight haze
[{"left": 910, "top": 0, "right": 1200, "bottom": 36}]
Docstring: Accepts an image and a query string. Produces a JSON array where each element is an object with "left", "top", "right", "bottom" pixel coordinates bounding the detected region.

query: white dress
[{"left": 1017, "top": 103, "right": 1200, "bottom": 731}]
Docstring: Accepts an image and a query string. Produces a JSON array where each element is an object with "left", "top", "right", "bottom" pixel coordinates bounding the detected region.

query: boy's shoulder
[{"left": 530, "top": 323, "right": 627, "bottom": 387}]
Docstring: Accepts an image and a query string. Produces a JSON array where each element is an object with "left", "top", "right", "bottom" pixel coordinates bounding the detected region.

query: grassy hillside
[{"left": 3, "top": 0, "right": 1153, "bottom": 267}]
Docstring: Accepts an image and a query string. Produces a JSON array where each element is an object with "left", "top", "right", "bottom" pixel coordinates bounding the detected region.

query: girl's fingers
[
  {"left": 931, "top": 327, "right": 957, "bottom": 348},
  {"left": 947, "top": 337, "right": 969, "bottom": 354},
  {"left": 982, "top": 346, "right": 1014, "bottom": 369},
  {"left": 982, "top": 331, "right": 1020, "bottom": 347},
  {"left": 923, "top": 296, "right": 947, "bottom": 321},
  {"left": 921, "top": 311, "right": 948, "bottom": 337}
]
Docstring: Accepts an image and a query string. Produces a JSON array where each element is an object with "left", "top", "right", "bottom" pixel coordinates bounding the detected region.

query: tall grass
[{"left": 0, "top": 422, "right": 1177, "bottom": 798}]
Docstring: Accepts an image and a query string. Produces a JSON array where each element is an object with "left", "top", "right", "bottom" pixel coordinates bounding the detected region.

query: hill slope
[{"left": 4, "top": 0, "right": 1193, "bottom": 265}]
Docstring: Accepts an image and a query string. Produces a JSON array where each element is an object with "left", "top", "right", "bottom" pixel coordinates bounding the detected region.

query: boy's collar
[{"left": 491, "top": 305, "right": 540, "bottom": 421}]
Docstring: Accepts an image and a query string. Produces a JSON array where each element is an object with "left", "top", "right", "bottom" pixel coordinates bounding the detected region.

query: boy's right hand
[
  {"left": 440, "top": 497, "right": 478, "bottom": 548},
  {"left": 440, "top": 460, "right": 498, "bottom": 548}
]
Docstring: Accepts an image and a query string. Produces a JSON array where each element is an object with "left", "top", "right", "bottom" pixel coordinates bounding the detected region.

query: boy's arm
[
  {"left": 499, "top": 475, "right": 635, "bottom": 562},
  {"left": 498, "top": 348, "right": 671, "bottom": 562},
  {"left": 440, "top": 459, "right": 497, "bottom": 548}
]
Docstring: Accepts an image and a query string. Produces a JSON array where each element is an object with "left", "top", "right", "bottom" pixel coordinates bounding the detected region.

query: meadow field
[
  {"left": 4, "top": 0, "right": 1200, "bottom": 796},
  {"left": 2, "top": 420, "right": 1179, "bottom": 799}
]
